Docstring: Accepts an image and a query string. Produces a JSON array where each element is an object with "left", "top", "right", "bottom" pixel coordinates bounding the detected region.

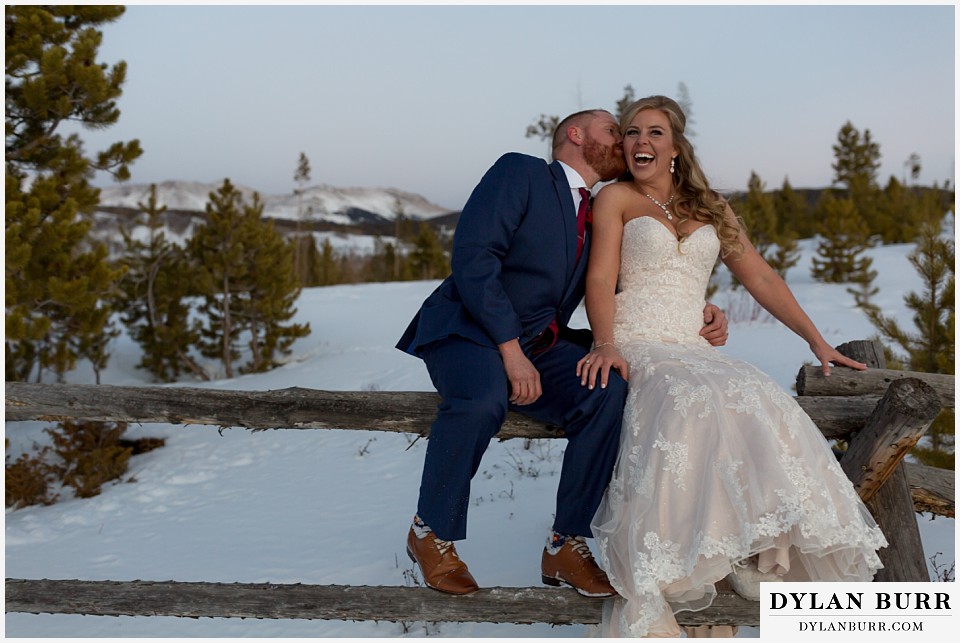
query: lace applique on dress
[
  {"left": 666, "top": 374, "right": 715, "bottom": 419},
  {"left": 653, "top": 432, "right": 692, "bottom": 491}
]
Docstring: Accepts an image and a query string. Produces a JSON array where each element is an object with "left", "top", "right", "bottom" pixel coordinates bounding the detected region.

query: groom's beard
[{"left": 584, "top": 136, "right": 626, "bottom": 182}]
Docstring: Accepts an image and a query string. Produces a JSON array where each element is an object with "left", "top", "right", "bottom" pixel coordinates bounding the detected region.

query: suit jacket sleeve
[{"left": 449, "top": 154, "right": 531, "bottom": 346}]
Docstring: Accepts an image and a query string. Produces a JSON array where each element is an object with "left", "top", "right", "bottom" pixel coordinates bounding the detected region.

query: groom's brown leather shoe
[
  {"left": 541, "top": 536, "right": 617, "bottom": 598},
  {"left": 406, "top": 527, "right": 479, "bottom": 595}
]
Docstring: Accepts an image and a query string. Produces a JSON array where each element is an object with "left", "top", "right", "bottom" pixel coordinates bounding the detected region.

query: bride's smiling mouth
[{"left": 634, "top": 153, "right": 655, "bottom": 167}]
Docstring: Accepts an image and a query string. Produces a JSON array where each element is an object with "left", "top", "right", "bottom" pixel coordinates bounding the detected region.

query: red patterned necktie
[{"left": 576, "top": 187, "right": 591, "bottom": 262}]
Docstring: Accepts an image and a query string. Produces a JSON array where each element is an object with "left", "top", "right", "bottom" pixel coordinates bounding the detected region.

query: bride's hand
[
  {"left": 812, "top": 343, "right": 867, "bottom": 377},
  {"left": 577, "top": 343, "right": 630, "bottom": 390}
]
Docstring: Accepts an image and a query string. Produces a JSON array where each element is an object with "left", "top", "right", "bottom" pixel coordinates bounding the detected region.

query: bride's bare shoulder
[{"left": 595, "top": 182, "right": 636, "bottom": 203}]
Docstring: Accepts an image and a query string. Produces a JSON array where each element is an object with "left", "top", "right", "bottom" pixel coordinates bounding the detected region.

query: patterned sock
[
  {"left": 412, "top": 514, "right": 432, "bottom": 539},
  {"left": 546, "top": 529, "right": 569, "bottom": 554}
]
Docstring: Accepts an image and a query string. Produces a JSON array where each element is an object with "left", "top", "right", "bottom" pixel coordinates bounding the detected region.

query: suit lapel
[
  {"left": 561, "top": 231, "right": 589, "bottom": 308},
  {"left": 548, "top": 161, "right": 577, "bottom": 277}
]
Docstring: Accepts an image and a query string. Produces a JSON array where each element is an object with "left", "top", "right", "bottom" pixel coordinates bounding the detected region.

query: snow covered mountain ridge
[{"left": 98, "top": 180, "right": 454, "bottom": 225}]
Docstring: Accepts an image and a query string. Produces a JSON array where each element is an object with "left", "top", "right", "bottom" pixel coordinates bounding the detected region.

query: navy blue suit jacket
[{"left": 397, "top": 153, "right": 592, "bottom": 357}]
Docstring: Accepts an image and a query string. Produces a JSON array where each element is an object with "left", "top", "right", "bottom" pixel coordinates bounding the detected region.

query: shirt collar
[{"left": 557, "top": 160, "right": 589, "bottom": 194}]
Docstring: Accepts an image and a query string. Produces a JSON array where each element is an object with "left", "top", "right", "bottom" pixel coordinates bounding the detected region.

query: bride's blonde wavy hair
[{"left": 619, "top": 96, "right": 743, "bottom": 257}]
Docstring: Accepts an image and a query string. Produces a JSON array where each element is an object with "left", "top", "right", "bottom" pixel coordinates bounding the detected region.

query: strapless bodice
[{"left": 613, "top": 216, "right": 720, "bottom": 346}]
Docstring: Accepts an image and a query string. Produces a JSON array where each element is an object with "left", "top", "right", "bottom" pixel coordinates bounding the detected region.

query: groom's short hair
[{"left": 552, "top": 109, "right": 609, "bottom": 157}]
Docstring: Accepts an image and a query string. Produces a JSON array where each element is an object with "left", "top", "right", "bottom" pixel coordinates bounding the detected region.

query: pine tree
[
  {"left": 5, "top": 5, "right": 142, "bottom": 382},
  {"left": 235, "top": 193, "right": 310, "bottom": 374},
  {"left": 292, "top": 235, "right": 317, "bottom": 285},
  {"left": 866, "top": 223, "right": 954, "bottom": 375},
  {"left": 874, "top": 176, "right": 914, "bottom": 243},
  {"left": 732, "top": 172, "right": 798, "bottom": 284},
  {"left": 292, "top": 152, "right": 312, "bottom": 283},
  {"left": 117, "top": 184, "right": 206, "bottom": 382},
  {"left": 316, "top": 238, "right": 342, "bottom": 286},
  {"left": 525, "top": 114, "right": 560, "bottom": 143},
  {"left": 773, "top": 177, "right": 814, "bottom": 239},
  {"left": 675, "top": 81, "right": 696, "bottom": 137},
  {"left": 363, "top": 237, "right": 408, "bottom": 283},
  {"left": 831, "top": 120, "right": 884, "bottom": 236},
  {"left": 189, "top": 180, "right": 249, "bottom": 378},
  {"left": 408, "top": 222, "right": 451, "bottom": 280},
  {"left": 615, "top": 84, "right": 637, "bottom": 122},
  {"left": 361, "top": 197, "right": 421, "bottom": 284},
  {"left": 189, "top": 181, "right": 311, "bottom": 377},
  {"left": 392, "top": 198, "right": 410, "bottom": 279},
  {"left": 810, "top": 192, "right": 876, "bottom": 285},
  {"left": 904, "top": 153, "right": 922, "bottom": 185},
  {"left": 864, "top": 223, "right": 954, "bottom": 468},
  {"left": 832, "top": 120, "right": 881, "bottom": 195},
  {"left": 768, "top": 233, "right": 800, "bottom": 281},
  {"left": 738, "top": 172, "right": 778, "bottom": 254},
  {"left": 298, "top": 236, "right": 322, "bottom": 287},
  {"left": 393, "top": 197, "right": 416, "bottom": 242},
  {"left": 915, "top": 182, "right": 953, "bottom": 236}
]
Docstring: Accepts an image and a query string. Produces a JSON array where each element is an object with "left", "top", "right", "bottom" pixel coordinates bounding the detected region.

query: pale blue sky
[{"left": 84, "top": 3, "right": 955, "bottom": 210}]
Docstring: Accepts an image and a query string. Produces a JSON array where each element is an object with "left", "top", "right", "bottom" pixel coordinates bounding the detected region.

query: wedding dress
[{"left": 590, "top": 216, "right": 887, "bottom": 637}]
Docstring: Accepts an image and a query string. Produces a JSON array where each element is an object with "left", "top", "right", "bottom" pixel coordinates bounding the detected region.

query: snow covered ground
[{"left": 4, "top": 236, "right": 954, "bottom": 638}]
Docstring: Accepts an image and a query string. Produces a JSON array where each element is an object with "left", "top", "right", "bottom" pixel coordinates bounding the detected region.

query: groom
[{"left": 397, "top": 109, "right": 727, "bottom": 597}]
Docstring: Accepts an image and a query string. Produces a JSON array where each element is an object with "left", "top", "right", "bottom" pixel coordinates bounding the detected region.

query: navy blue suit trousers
[{"left": 417, "top": 335, "right": 626, "bottom": 541}]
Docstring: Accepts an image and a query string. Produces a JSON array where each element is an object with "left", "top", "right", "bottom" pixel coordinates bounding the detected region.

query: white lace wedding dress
[{"left": 591, "top": 216, "right": 887, "bottom": 637}]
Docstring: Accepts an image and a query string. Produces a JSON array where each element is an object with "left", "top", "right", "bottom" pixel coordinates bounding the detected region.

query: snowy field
[{"left": 4, "top": 236, "right": 954, "bottom": 638}]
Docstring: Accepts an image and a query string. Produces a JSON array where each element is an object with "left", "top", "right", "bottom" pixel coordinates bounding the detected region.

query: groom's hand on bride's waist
[{"left": 701, "top": 303, "right": 729, "bottom": 346}]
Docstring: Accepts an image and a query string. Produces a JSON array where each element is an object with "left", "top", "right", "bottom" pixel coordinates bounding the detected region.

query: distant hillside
[
  {"left": 98, "top": 180, "right": 454, "bottom": 225},
  {"left": 92, "top": 180, "right": 461, "bottom": 256},
  {"left": 102, "top": 181, "right": 953, "bottom": 254}
]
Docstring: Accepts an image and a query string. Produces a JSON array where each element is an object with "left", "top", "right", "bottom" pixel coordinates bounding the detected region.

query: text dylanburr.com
[{"left": 761, "top": 582, "right": 955, "bottom": 639}]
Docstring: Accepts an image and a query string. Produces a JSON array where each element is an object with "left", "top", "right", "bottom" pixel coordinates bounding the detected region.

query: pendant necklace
[{"left": 644, "top": 192, "right": 675, "bottom": 220}]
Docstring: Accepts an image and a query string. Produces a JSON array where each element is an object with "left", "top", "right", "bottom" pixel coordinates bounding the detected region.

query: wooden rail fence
[{"left": 5, "top": 340, "right": 954, "bottom": 625}]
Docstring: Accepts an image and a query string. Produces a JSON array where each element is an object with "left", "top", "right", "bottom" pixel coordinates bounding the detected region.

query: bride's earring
[{"left": 670, "top": 157, "right": 676, "bottom": 174}]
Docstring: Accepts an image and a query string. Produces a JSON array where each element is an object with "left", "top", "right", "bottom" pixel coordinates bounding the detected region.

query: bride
[{"left": 578, "top": 96, "right": 888, "bottom": 637}]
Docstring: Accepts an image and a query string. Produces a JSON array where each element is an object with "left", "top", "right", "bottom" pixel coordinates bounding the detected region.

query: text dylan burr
[{"left": 770, "top": 592, "right": 951, "bottom": 611}]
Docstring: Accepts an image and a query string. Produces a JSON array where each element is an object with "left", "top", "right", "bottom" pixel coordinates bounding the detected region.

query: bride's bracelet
[{"left": 593, "top": 341, "right": 616, "bottom": 350}]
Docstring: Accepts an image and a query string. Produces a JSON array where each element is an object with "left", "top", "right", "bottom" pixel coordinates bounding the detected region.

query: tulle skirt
[{"left": 590, "top": 340, "right": 887, "bottom": 637}]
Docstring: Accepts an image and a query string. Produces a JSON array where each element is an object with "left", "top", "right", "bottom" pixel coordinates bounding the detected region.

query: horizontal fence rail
[
  {"left": 2, "top": 382, "right": 887, "bottom": 439},
  {"left": 4, "top": 579, "right": 758, "bottom": 626},
  {"left": 797, "top": 366, "right": 954, "bottom": 408},
  {"left": 5, "top": 382, "right": 952, "bottom": 517}
]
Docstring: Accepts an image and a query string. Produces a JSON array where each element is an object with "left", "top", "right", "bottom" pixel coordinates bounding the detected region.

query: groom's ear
[{"left": 566, "top": 125, "right": 584, "bottom": 147}]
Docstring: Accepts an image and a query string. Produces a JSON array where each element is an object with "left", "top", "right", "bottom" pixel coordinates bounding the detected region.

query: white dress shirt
[{"left": 557, "top": 160, "right": 589, "bottom": 216}]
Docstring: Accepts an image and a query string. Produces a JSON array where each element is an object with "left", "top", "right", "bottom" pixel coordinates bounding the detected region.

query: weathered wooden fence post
[{"left": 835, "top": 340, "right": 941, "bottom": 582}]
